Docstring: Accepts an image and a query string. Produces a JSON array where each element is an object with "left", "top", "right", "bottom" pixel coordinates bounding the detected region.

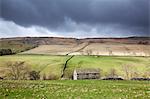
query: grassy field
[
  {"left": 0, "top": 55, "right": 68, "bottom": 78},
  {"left": 0, "top": 80, "right": 149, "bottom": 99},
  {"left": 0, "top": 55, "right": 149, "bottom": 79},
  {"left": 65, "top": 56, "right": 150, "bottom": 78}
]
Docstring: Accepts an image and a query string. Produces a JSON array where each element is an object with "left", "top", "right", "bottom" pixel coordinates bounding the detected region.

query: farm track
[{"left": 67, "top": 42, "right": 90, "bottom": 55}]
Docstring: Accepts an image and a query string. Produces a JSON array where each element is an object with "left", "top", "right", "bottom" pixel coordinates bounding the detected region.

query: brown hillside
[{"left": 0, "top": 37, "right": 150, "bottom": 56}]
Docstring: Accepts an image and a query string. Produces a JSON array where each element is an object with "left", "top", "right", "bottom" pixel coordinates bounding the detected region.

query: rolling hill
[{"left": 0, "top": 37, "right": 150, "bottom": 56}]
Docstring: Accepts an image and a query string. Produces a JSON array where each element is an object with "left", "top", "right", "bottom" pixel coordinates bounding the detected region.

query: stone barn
[{"left": 73, "top": 68, "right": 100, "bottom": 80}]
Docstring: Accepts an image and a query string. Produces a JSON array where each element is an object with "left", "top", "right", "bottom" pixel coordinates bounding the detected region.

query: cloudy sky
[{"left": 0, "top": 0, "right": 149, "bottom": 38}]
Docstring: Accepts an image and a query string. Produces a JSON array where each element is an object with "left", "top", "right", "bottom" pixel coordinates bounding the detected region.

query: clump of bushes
[
  {"left": 138, "top": 41, "right": 149, "bottom": 45},
  {"left": 0, "top": 49, "right": 13, "bottom": 56},
  {"left": 29, "top": 71, "right": 40, "bottom": 80},
  {"left": 47, "top": 74, "right": 58, "bottom": 80}
]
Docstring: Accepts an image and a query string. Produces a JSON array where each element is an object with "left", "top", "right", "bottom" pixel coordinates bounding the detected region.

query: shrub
[
  {"left": 47, "top": 73, "right": 58, "bottom": 80},
  {"left": 42, "top": 73, "right": 47, "bottom": 80},
  {"left": 107, "top": 68, "right": 118, "bottom": 78},
  {"left": 142, "top": 66, "right": 150, "bottom": 78},
  {"left": 130, "top": 71, "right": 140, "bottom": 78},
  {"left": 138, "top": 41, "right": 149, "bottom": 45},
  {"left": 63, "top": 68, "right": 74, "bottom": 79},
  {"left": 0, "top": 77, "right": 3, "bottom": 80},
  {"left": 0, "top": 49, "right": 13, "bottom": 56},
  {"left": 29, "top": 71, "right": 40, "bottom": 80},
  {"left": 122, "top": 64, "right": 137, "bottom": 79}
]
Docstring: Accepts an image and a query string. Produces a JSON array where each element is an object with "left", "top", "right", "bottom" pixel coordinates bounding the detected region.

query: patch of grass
[{"left": 0, "top": 80, "right": 149, "bottom": 99}]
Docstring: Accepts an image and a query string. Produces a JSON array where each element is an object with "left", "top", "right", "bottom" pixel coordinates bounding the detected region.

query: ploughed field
[
  {"left": 1, "top": 37, "right": 150, "bottom": 56},
  {"left": 0, "top": 80, "right": 149, "bottom": 99},
  {"left": 0, "top": 55, "right": 149, "bottom": 79},
  {"left": 21, "top": 43, "right": 150, "bottom": 56}
]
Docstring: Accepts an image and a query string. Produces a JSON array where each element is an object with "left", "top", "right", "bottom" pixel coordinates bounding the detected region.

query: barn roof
[{"left": 75, "top": 68, "right": 100, "bottom": 74}]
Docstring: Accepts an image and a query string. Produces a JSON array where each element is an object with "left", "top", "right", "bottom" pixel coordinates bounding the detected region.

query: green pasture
[{"left": 0, "top": 55, "right": 149, "bottom": 79}]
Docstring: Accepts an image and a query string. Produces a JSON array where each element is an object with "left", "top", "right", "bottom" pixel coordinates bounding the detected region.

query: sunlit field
[{"left": 0, "top": 55, "right": 149, "bottom": 79}]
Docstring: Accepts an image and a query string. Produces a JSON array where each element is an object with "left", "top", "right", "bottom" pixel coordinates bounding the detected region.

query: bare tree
[
  {"left": 5, "top": 61, "right": 30, "bottom": 80},
  {"left": 86, "top": 49, "right": 92, "bottom": 55},
  {"left": 105, "top": 47, "right": 113, "bottom": 56},
  {"left": 107, "top": 68, "right": 118, "bottom": 78},
  {"left": 131, "top": 71, "right": 140, "bottom": 78},
  {"left": 122, "top": 64, "right": 135, "bottom": 79},
  {"left": 142, "top": 66, "right": 150, "bottom": 78}
]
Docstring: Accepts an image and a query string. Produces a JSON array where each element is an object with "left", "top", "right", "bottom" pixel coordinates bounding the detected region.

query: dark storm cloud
[{"left": 0, "top": 0, "right": 149, "bottom": 37}]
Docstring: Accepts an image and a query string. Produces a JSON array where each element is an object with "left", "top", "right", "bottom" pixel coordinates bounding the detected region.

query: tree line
[{"left": 0, "top": 49, "right": 13, "bottom": 56}]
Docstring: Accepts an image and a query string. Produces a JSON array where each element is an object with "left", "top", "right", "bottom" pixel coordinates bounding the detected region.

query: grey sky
[{"left": 0, "top": 0, "right": 149, "bottom": 38}]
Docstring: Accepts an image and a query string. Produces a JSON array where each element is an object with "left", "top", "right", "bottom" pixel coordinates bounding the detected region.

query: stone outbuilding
[{"left": 73, "top": 68, "right": 100, "bottom": 80}]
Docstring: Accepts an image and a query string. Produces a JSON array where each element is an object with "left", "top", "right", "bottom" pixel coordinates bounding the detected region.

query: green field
[
  {"left": 0, "top": 55, "right": 150, "bottom": 79},
  {"left": 0, "top": 80, "right": 149, "bottom": 99},
  {"left": 0, "top": 55, "right": 68, "bottom": 78}
]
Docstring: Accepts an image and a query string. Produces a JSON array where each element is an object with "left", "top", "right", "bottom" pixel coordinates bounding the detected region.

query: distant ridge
[
  {"left": 1, "top": 36, "right": 150, "bottom": 39},
  {"left": 1, "top": 36, "right": 150, "bottom": 45}
]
